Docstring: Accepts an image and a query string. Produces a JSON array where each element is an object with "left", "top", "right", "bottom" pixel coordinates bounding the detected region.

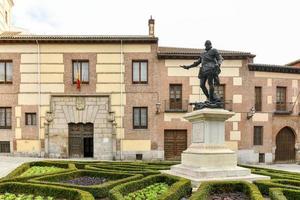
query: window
[
  {"left": 259, "top": 153, "right": 265, "bottom": 163},
  {"left": 253, "top": 126, "right": 263, "bottom": 145},
  {"left": 169, "top": 84, "right": 182, "bottom": 110},
  {"left": 0, "top": 141, "right": 10, "bottom": 153},
  {"left": 0, "top": 61, "right": 13, "bottom": 84},
  {"left": 132, "top": 61, "right": 148, "bottom": 83},
  {"left": 0, "top": 108, "right": 11, "bottom": 129},
  {"left": 276, "top": 87, "right": 287, "bottom": 111},
  {"left": 255, "top": 87, "right": 262, "bottom": 111},
  {"left": 133, "top": 107, "right": 148, "bottom": 129},
  {"left": 72, "top": 60, "right": 89, "bottom": 84},
  {"left": 25, "top": 113, "right": 37, "bottom": 126}
]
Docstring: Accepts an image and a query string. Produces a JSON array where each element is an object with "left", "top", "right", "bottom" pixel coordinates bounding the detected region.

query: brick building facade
[{"left": 0, "top": 1, "right": 299, "bottom": 164}]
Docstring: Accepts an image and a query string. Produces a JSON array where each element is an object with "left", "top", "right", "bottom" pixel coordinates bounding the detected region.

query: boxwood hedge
[
  {"left": 0, "top": 182, "right": 94, "bottom": 200},
  {"left": 240, "top": 165, "right": 300, "bottom": 181},
  {"left": 269, "top": 187, "right": 300, "bottom": 200},
  {"left": 108, "top": 174, "right": 191, "bottom": 200},
  {"left": 189, "top": 180, "right": 264, "bottom": 200},
  {"left": 254, "top": 179, "right": 300, "bottom": 195},
  {"left": 85, "top": 164, "right": 160, "bottom": 176},
  {"left": 30, "top": 169, "right": 143, "bottom": 198}
]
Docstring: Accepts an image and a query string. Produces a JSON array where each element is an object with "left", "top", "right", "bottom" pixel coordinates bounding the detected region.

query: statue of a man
[{"left": 181, "top": 40, "right": 223, "bottom": 103}]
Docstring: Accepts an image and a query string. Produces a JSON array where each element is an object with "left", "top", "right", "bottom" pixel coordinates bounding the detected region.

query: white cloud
[{"left": 12, "top": 0, "right": 300, "bottom": 65}]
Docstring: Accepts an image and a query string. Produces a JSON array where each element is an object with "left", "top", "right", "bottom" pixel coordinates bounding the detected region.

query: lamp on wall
[
  {"left": 156, "top": 103, "right": 161, "bottom": 114},
  {"left": 247, "top": 107, "right": 256, "bottom": 119}
]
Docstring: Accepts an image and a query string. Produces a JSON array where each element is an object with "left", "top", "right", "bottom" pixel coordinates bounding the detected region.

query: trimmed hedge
[
  {"left": 254, "top": 179, "right": 300, "bottom": 195},
  {"left": 89, "top": 162, "right": 171, "bottom": 170},
  {"left": 190, "top": 180, "right": 264, "bottom": 200},
  {"left": 1, "top": 161, "right": 76, "bottom": 182},
  {"left": 30, "top": 169, "right": 143, "bottom": 198},
  {"left": 269, "top": 188, "right": 300, "bottom": 200},
  {"left": 85, "top": 164, "right": 161, "bottom": 176},
  {"left": 108, "top": 174, "right": 191, "bottom": 200},
  {"left": 0, "top": 182, "right": 94, "bottom": 200},
  {"left": 241, "top": 165, "right": 300, "bottom": 181}
]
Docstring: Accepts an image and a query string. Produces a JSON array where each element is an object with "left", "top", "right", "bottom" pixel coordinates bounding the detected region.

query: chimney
[{"left": 148, "top": 16, "right": 155, "bottom": 37}]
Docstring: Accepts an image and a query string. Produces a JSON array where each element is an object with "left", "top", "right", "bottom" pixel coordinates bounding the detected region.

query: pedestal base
[
  {"left": 163, "top": 146, "right": 270, "bottom": 187},
  {"left": 162, "top": 168, "right": 269, "bottom": 188},
  {"left": 170, "top": 164, "right": 251, "bottom": 179},
  {"left": 163, "top": 108, "right": 270, "bottom": 187}
]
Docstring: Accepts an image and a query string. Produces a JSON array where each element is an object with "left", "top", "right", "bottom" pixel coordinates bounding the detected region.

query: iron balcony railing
[
  {"left": 274, "top": 102, "right": 294, "bottom": 114},
  {"left": 164, "top": 100, "right": 189, "bottom": 112}
]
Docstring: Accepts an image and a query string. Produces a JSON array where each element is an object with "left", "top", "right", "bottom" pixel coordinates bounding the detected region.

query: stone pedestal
[{"left": 163, "top": 108, "right": 269, "bottom": 187}]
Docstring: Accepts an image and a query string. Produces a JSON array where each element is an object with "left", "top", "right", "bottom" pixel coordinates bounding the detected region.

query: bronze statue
[{"left": 181, "top": 40, "right": 223, "bottom": 110}]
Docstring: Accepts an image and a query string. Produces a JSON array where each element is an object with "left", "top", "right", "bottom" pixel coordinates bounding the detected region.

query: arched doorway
[{"left": 275, "top": 127, "right": 296, "bottom": 162}]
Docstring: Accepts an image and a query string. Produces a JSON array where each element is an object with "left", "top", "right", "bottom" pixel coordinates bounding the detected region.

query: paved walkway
[
  {"left": 251, "top": 163, "right": 300, "bottom": 173},
  {"left": 0, "top": 156, "right": 43, "bottom": 178}
]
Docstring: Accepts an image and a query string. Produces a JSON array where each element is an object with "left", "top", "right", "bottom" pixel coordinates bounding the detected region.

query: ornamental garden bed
[
  {"left": 3, "top": 161, "right": 300, "bottom": 200},
  {"left": 30, "top": 170, "right": 143, "bottom": 198},
  {"left": 0, "top": 182, "right": 94, "bottom": 200},
  {"left": 1, "top": 161, "right": 76, "bottom": 183},
  {"left": 108, "top": 174, "right": 191, "bottom": 200},
  {"left": 189, "top": 180, "right": 264, "bottom": 200}
]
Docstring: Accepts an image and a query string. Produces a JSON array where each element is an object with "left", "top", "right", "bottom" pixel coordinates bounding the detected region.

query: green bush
[
  {"left": 254, "top": 179, "right": 300, "bottom": 195},
  {"left": 85, "top": 164, "right": 160, "bottom": 176},
  {"left": 0, "top": 182, "right": 94, "bottom": 200},
  {"left": 90, "top": 162, "right": 171, "bottom": 170},
  {"left": 109, "top": 174, "right": 191, "bottom": 200},
  {"left": 1, "top": 161, "right": 76, "bottom": 183},
  {"left": 269, "top": 188, "right": 300, "bottom": 200},
  {"left": 30, "top": 169, "right": 143, "bottom": 198},
  {"left": 190, "top": 180, "right": 264, "bottom": 200}
]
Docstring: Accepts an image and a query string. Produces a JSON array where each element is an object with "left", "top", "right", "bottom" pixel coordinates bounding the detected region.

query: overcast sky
[{"left": 12, "top": 0, "right": 300, "bottom": 65}]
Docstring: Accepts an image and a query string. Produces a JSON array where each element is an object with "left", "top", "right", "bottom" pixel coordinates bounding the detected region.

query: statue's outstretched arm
[{"left": 182, "top": 57, "right": 201, "bottom": 69}]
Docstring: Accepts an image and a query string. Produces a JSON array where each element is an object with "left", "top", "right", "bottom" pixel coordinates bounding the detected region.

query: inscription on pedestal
[{"left": 192, "top": 121, "right": 204, "bottom": 143}]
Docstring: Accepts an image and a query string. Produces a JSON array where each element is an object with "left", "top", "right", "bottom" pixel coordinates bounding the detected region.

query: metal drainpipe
[
  {"left": 120, "top": 40, "right": 123, "bottom": 160},
  {"left": 36, "top": 40, "right": 42, "bottom": 156}
]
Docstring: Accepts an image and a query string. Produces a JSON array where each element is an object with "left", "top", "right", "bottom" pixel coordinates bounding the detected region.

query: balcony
[
  {"left": 164, "top": 100, "right": 189, "bottom": 112},
  {"left": 274, "top": 102, "right": 293, "bottom": 115}
]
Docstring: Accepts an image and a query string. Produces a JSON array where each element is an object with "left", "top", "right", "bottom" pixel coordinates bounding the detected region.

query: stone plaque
[
  {"left": 76, "top": 97, "right": 85, "bottom": 110},
  {"left": 192, "top": 121, "right": 204, "bottom": 143}
]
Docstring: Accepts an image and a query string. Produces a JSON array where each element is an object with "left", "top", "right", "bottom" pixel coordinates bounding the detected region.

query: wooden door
[
  {"left": 169, "top": 84, "right": 182, "bottom": 110},
  {"left": 164, "top": 130, "right": 187, "bottom": 160},
  {"left": 69, "top": 123, "right": 93, "bottom": 158},
  {"left": 275, "top": 127, "right": 295, "bottom": 162}
]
